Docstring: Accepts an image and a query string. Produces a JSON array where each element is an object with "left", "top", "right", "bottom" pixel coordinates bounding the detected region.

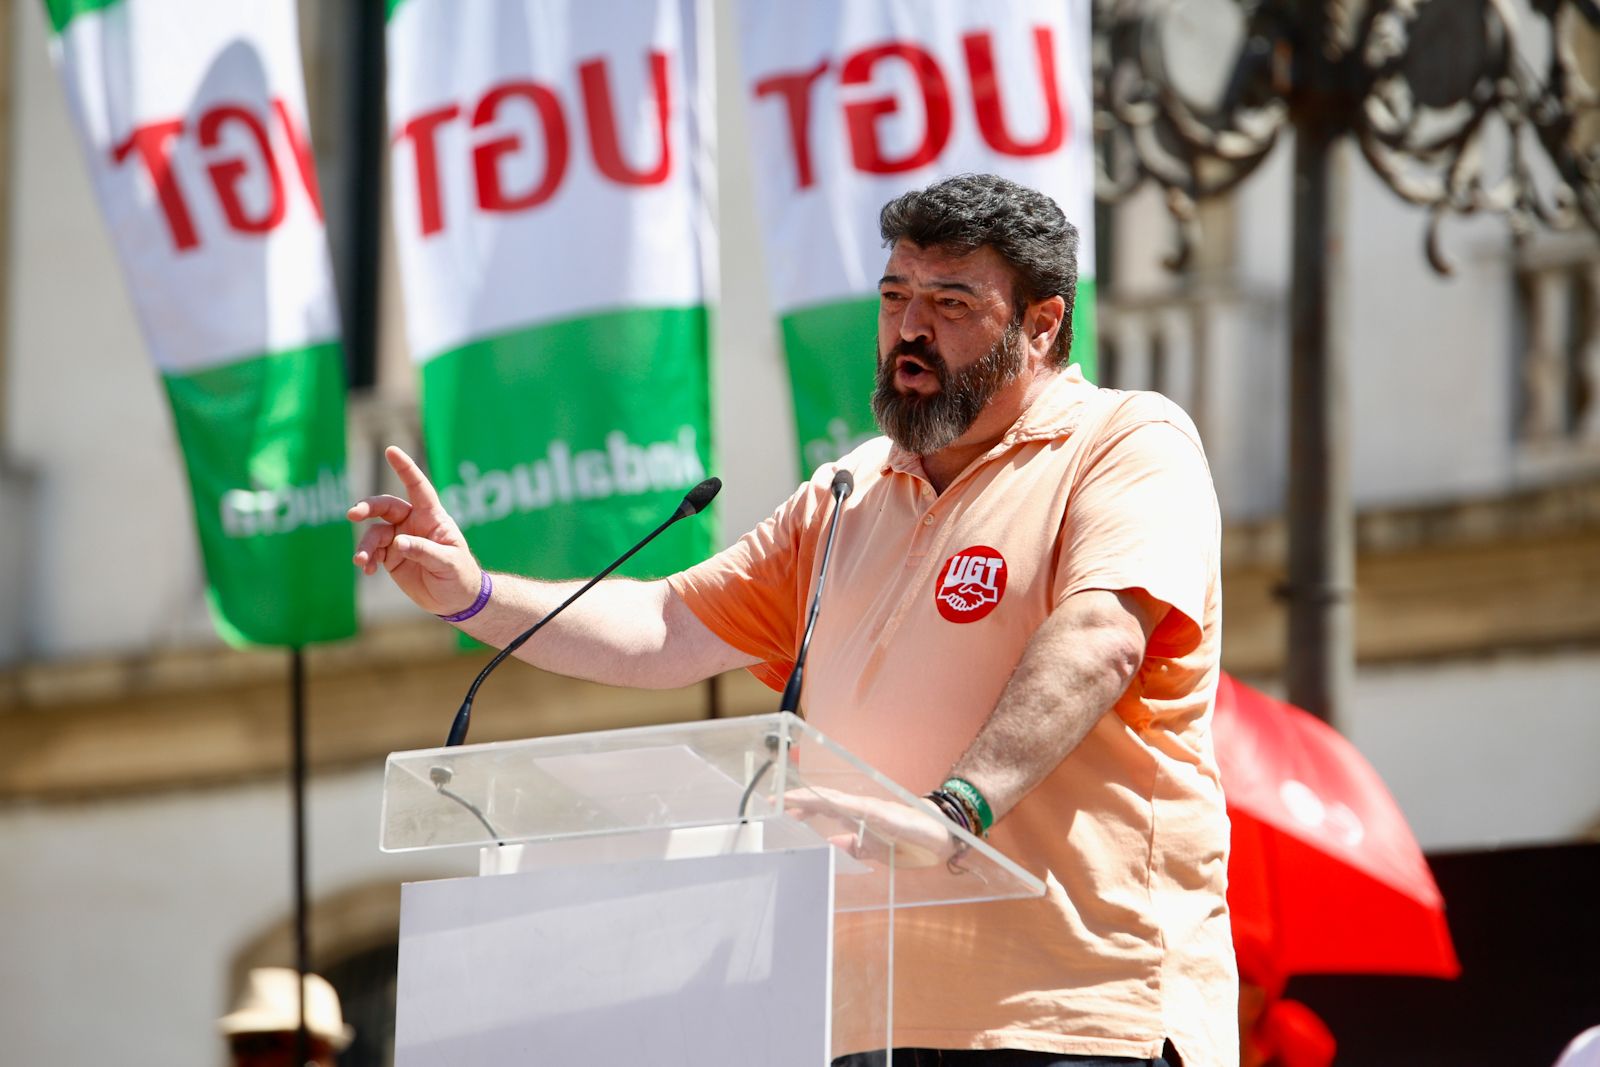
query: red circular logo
[{"left": 933, "top": 546, "right": 1007, "bottom": 623}]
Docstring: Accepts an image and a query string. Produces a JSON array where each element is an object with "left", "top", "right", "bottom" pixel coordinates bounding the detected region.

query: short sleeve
[
  {"left": 667, "top": 479, "right": 825, "bottom": 691},
  {"left": 1053, "top": 397, "right": 1220, "bottom": 658}
]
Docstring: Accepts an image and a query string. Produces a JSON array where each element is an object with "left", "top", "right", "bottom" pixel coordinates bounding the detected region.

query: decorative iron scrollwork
[{"left": 1094, "top": 0, "right": 1600, "bottom": 271}]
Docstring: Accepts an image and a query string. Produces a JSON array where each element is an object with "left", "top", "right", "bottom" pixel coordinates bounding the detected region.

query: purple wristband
[{"left": 437, "top": 570, "right": 492, "bottom": 623}]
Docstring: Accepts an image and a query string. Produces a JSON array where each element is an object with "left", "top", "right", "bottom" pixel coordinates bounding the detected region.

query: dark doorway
[
  {"left": 324, "top": 942, "right": 397, "bottom": 1067},
  {"left": 1286, "top": 842, "right": 1600, "bottom": 1065}
]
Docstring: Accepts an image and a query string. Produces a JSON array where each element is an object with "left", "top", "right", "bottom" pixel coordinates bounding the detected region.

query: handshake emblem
[{"left": 935, "top": 546, "right": 1008, "bottom": 623}]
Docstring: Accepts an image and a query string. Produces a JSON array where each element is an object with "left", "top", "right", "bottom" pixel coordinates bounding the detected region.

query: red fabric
[
  {"left": 1216, "top": 673, "right": 1461, "bottom": 979},
  {"left": 1252, "top": 999, "right": 1337, "bottom": 1067}
]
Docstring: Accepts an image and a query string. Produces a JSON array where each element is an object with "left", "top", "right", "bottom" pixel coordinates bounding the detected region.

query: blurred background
[{"left": 0, "top": 0, "right": 1596, "bottom": 1064}]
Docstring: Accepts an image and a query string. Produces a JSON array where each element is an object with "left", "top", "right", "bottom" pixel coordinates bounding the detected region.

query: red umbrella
[{"left": 1214, "top": 672, "right": 1461, "bottom": 982}]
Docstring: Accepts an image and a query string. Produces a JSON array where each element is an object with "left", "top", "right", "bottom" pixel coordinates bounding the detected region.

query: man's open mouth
[{"left": 896, "top": 354, "right": 936, "bottom": 380}]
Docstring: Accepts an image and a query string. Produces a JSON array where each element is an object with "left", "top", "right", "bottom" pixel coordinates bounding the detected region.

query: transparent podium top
[{"left": 382, "top": 712, "right": 1045, "bottom": 910}]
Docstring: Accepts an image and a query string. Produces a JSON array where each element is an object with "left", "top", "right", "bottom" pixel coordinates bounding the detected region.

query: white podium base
[{"left": 397, "top": 845, "right": 835, "bottom": 1066}]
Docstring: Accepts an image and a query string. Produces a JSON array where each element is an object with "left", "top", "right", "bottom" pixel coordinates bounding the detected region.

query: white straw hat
[{"left": 218, "top": 967, "right": 355, "bottom": 1051}]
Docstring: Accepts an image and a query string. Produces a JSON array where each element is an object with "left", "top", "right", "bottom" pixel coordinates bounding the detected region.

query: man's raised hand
[{"left": 347, "top": 446, "right": 481, "bottom": 617}]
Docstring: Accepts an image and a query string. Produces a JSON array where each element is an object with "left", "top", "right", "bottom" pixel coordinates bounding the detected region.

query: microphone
[
  {"left": 777, "top": 468, "right": 853, "bottom": 715},
  {"left": 738, "top": 469, "right": 851, "bottom": 819},
  {"left": 442, "top": 476, "right": 722, "bottom": 747}
]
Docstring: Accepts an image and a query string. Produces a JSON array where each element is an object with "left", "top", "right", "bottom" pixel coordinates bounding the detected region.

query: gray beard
[{"left": 871, "top": 322, "right": 1024, "bottom": 455}]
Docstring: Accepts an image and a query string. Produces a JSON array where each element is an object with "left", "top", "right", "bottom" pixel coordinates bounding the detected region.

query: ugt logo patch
[{"left": 934, "top": 546, "right": 1007, "bottom": 623}]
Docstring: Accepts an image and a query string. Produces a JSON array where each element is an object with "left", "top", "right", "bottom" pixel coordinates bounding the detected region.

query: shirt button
[
  {"left": 921, "top": 485, "right": 933, "bottom": 498},
  {"left": 922, "top": 514, "right": 934, "bottom": 526}
]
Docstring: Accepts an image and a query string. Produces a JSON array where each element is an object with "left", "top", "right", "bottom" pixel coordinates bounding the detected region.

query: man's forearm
[
  {"left": 947, "top": 588, "right": 1155, "bottom": 822},
  {"left": 452, "top": 574, "right": 752, "bottom": 690}
]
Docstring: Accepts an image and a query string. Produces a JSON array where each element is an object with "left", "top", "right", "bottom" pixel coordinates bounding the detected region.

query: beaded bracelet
[
  {"left": 941, "top": 787, "right": 984, "bottom": 840},
  {"left": 437, "top": 570, "right": 492, "bottom": 623},
  {"left": 941, "top": 776, "right": 995, "bottom": 835},
  {"left": 924, "top": 789, "right": 976, "bottom": 871},
  {"left": 924, "top": 789, "right": 973, "bottom": 835}
]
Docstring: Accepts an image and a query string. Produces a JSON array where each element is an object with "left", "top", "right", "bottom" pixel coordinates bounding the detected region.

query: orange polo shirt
[{"left": 668, "top": 367, "right": 1236, "bottom": 1066}]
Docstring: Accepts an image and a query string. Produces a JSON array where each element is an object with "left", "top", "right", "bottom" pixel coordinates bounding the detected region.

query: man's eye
[
  {"left": 939, "top": 298, "right": 967, "bottom": 310},
  {"left": 880, "top": 291, "right": 906, "bottom": 303}
]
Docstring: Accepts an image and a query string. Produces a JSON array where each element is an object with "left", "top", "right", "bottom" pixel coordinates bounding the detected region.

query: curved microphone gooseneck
[
  {"left": 739, "top": 468, "right": 853, "bottom": 820},
  {"left": 443, "top": 477, "right": 722, "bottom": 748},
  {"left": 778, "top": 468, "right": 854, "bottom": 715}
]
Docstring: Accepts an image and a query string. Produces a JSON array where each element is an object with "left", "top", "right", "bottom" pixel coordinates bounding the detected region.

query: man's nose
[{"left": 897, "top": 295, "right": 935, "bottom": 344}]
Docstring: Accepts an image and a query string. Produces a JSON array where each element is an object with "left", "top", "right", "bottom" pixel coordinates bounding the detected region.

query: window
[{"left": 1516, "top": 254, "right": 1599, "bottom": 447}]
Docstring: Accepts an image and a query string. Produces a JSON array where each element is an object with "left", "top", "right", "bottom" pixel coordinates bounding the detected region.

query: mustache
[{"left": 885, "top": 338, "right": 947, "bottom": 378}]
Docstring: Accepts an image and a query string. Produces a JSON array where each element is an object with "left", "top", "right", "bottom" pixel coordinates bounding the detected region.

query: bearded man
[{"left": 351, "top": 173, "right": 1235, "bottom": 1067}]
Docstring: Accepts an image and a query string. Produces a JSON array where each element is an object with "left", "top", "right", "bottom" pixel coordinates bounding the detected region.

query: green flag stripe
[
  {"left": 779, "top": 296, "right": 879, "bottom": 476},
  {"left": 42, "top": 0, "right": 121, "bottom": 35},
  {"left": 163, "top": 342, "right": 355, "bottom": 647},
  {"left": 419, "top": 305, "right": 714, "bottom": 583},
  {"left": 1070, "top": 277, "right": 1099, "bottom": 384}
]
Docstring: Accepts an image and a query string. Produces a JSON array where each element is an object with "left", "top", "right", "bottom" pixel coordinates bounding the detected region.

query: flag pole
[{"left": 290, "top": 647, "right": 311, "bottom": 1065}]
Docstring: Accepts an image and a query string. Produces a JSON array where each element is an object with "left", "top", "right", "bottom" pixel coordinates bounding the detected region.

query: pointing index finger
[
  {"left": 386, "top": 445, "right": 445, "bottom": 512},
  {"left": 348, "top": 494, "right": 413, "bottom": 524}
]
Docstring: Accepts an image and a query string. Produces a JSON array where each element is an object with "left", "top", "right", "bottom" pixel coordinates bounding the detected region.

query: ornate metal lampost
[{"left": 1095, "top": 0, "right": 1600, "bottom": 724}]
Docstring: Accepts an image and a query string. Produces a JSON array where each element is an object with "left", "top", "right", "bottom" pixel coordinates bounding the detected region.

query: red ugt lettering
[
  {"left": 754, "top": 26, "right": 1070, "bottom": 191},
  {"left": 395, "top": 51, "right": 676, "bottom": 238},
  {"left": 110, "top": 97, "right": 323, "bottom": 253}
]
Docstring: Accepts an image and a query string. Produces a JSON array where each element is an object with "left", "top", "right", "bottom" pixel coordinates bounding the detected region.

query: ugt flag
[
  {"left": 387, "top": 0, "right": 715, "bottom": 581},
  {"left": 737, "top": 0, "right": 1098, "bottom": 472},
  {"left": 44, "top": 0, "right": 355, "bottom": 647}
]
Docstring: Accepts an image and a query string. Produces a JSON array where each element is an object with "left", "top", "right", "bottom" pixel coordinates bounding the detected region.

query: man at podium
[{"left": 352, "top": 174, "right": 1234, "bottom": 1067}]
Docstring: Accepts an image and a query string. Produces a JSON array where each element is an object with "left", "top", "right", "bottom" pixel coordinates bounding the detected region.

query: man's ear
[{"left": 1027, "top": 295, "right": 1067, "bottom": 360}]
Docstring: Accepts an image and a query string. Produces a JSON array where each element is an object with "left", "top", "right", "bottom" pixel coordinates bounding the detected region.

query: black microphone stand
[
  {"left": 427, "top": 478, "right": 722, "bottom": 840},
  {"left": 778, "top": 468, "right": 854, "bottom": 714},
  {"left": 444, "top": 477, "right": 721, "bottom": 748},
  {"left": 741, "top": 469, "right": 853, "bottom": 819}
]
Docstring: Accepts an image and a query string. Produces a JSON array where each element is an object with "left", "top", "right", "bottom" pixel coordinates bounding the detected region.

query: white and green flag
[
  {"left": 737, "top": 0, "right": 1098, "bottom": 471},
  {"left": 44, "top": 0, "right": 355, "bottom": 646},
  {"left": 386, "top": 0, "right": 715, "bottom": 580}
]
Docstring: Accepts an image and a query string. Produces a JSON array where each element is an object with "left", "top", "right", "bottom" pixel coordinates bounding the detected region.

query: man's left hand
[{"left": 783, "top": 786, "right": 960, "bottom": 868}]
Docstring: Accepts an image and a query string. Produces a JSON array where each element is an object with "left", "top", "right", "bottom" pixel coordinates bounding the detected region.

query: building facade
[{"left": 1, "top": 1, "right": 1596, "bottom": 1064}]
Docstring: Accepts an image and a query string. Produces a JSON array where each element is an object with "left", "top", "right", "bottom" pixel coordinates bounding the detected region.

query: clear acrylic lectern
[{"left": 381, "top": 712, "right": 1044, "bottom": 1066}]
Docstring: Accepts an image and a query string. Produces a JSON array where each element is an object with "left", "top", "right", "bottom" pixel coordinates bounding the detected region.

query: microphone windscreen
[
  {"left": 831, "top": 468, "right": 855, "bottom": 498},
  {"left": 678, "top": 477, "right": 722, "bottom": 517}
]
